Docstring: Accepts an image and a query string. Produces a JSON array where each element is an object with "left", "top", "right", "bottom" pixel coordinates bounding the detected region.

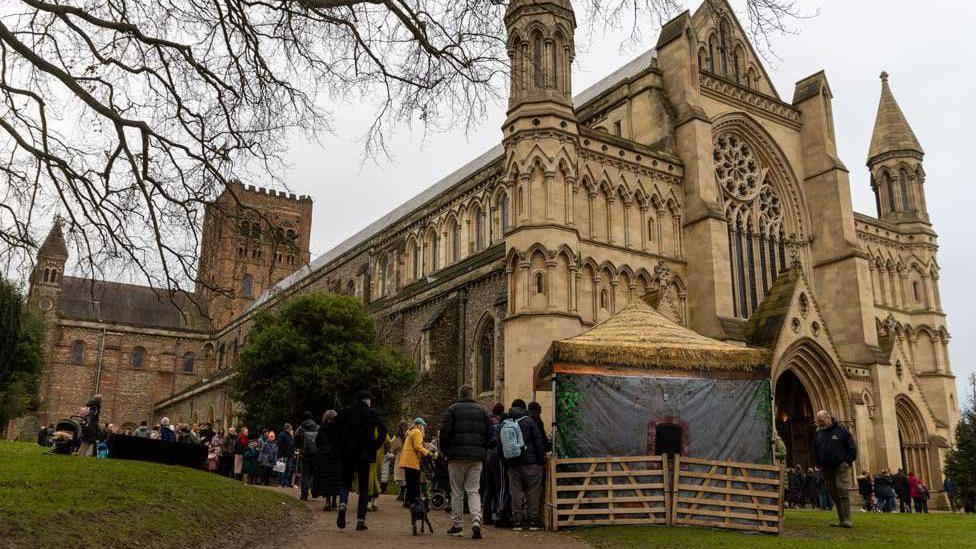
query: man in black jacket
[
  {"left": 439, "top": 384, "right": 494, "bottom": 539},
  {"left": 814, "top": 410, "right": 857, "bottom": 528},
  {"left": 294, "top": 412, "right": 318, "bottom": 500},
  {"left": 893, "top": 469, "right": 911, "bottom": 513},
  {"left": 506, "top": 399, "right": 546, "bottom": 531},
  {"left": 335, "top": 390, "right": 388, "bottom": 531}
]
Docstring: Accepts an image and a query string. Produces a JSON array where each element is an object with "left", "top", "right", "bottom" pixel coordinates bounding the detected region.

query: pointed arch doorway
[{"left": 774, "top": 369, "right": 815, "bottom": 469}]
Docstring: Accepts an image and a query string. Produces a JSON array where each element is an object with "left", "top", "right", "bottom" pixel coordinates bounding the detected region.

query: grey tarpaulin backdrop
[{"left": 555, "top": 373, "right": 772, "bottom": 464}]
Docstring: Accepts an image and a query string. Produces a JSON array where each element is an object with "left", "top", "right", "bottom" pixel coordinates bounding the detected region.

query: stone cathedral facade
[{"left": 22, "top": 0, "right": 957, "bottom": 501}]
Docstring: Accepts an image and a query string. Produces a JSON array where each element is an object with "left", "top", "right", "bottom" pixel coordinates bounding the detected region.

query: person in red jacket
[{"left": 908, "top": 472, "right": 921, "bottom": 511}]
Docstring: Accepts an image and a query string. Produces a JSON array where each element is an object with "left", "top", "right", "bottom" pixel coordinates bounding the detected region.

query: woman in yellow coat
[{"left": 399, "top": 417, "right": 430, "bottom": 504}]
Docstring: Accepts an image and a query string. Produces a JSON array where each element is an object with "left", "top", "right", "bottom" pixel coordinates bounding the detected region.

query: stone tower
[
  {"left": 501, "top": 0, "right": 581, "bottom": 402},
  {"left": 868, "top": 72, "right": 930, "bottom": 226},
  {"left": 28, "top": 220, "right": 68, "bottom": 317},
  {"left": 196, "top": 181, "right": 313, "bottom": 329}
]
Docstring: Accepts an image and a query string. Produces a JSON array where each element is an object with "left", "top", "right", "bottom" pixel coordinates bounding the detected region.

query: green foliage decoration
[
  {"left": 555, "top": 375, "right": 584, "bottom": 458},
  {"left": 0, "top": 278, "right": 45, "bottom": 432}
]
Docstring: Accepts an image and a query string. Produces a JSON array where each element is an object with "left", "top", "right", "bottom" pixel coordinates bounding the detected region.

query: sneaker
[
  {"left": 512, "top": 524, "right": 524, "bottom": 532},
  {"left": 336, "top": 506, "right": 347, "bottom": 529},
  {"left": 355, "top": 521, "right": 368, "bottom": 531},
  {"left": 472, "top": 524, "right": 483, "bottom": 540},
  {"left": 447, "top": 526, "right": 464, "bottom": 537},
  {"left": 528, "top": 523, "right": 542, "bottom": 532}
]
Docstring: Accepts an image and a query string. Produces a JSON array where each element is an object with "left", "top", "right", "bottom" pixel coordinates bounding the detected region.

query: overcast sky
[{"left": 275, "top": 0, "right": 976, "bottom": 405}]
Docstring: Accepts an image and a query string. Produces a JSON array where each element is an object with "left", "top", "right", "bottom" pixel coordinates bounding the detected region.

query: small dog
[{"left": 410, "top": 497, "right": 434, "bottom": 535}]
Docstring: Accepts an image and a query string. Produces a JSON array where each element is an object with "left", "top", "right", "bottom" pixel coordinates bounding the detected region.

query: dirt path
[{"left": 269, "top": 488, "right": 589, "bottom": 549}]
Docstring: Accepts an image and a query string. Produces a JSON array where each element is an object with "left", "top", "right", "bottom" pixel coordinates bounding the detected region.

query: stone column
[
  {"left": 565, "top": 176, "right": 575, "bottom": 225},
  {"left": 544, "top": 171, "right": 554, "bottom": 221},
  {"left": 587, "top": 191, "right": 596, "bottom": 239},
  {"left": 623, "top": 202, "right": 632, "bottom": 248}
]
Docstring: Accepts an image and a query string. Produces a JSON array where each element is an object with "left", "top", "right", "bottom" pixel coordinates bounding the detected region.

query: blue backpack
[
  {"left": 499, "top": 417, "right": 527, "bottom": 459},
  {"left": 96, "top": 442, "right": 109, "bottom": 459}
]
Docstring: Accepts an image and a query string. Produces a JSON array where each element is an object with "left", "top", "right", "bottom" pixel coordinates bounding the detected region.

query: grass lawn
[
  {"left": 571, "top": 508, "right": 976, "bottom": 548},
  {"left": 0, "top": 441, "right": 308, "bottom": 549}
]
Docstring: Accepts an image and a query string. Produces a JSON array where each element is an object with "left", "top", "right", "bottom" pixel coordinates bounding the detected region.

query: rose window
[{"left": 713, "top": 134, "right": 761, "bottom": 201}]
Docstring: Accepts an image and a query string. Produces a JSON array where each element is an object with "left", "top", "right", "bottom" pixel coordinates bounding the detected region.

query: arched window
[
  {"left": 42, "top": 268, "right": 49, "bottom": 283},
  {"left": 532, "top": 33, "right": 544, "bottom": 88},
  {"left": 183, "top": 352, "right": 195, "bottom": 373},
  {"left": 501, "top": 193, "right": 510, "bottom": 231},
  {"left": 52, "top": 269, "right": 58, "bottom": 283},
  {"left": 451, "top": 221, "right": 461, "bottom": 262},
  {"left": 431, "top": 231, "right": 439, "bottom": 271},
  {"left": 912, "top": 281, "right": 921, "bottom": 302},
  {"left": 647, "top": 217, "right": 655, "bottom": 242},
  {"left": 733, "top": 47, "right": 742, "bottom": 82},
  {"left": 718, "top": 20, "right": 730, "bottom": 75},
  {"left": 131, "top": 346, "right": 146, "bottom": 369},
  {"left": 412, "top": 241, "right": 420, "bottom": 279},
  {"left": 380, "top": 255, "right": 389, "bottom": 295},
  {"left": 241, "top": 273, "right": 253, "bottom": 297},
  {"left": 550, "top": 40, "right": 558, "bottom": 88},
  {"left": 239, "top": 220, "right": 250, "bottom": 236},
  {"left": 478, "top": 321, "right": 495, "bottom": 393},
  {"left": 885, "top": 172, "right": 896, "bottom": 214},
  {"left": 535, "top": 272, "right": 545, "bottom": 294},
  {"left": 714, "top": 133, "right": 787, "bottom": 319},
  {"left": 600, "top": 289, "right": 609, "bottom": 310},
  {"left": 698, "top": 47, "right": 708, "bottom": 70},
  {"left": 899, "top": 169, "right": 912, "bottom": 212},
  {"left": 707, "top": 36, "right": 717, "bottom": 72},
  {"left": 474, "top": 207, "right": 485, "bottom": 251},
  {"left": 70, "top": 340, "right": 85, "bottom": 364},
  {"left": 250, "top": 222, "right": 261, "bottom": 238},
  {"left": 518, "top": 187, "right": 525, "bottom": 214}
]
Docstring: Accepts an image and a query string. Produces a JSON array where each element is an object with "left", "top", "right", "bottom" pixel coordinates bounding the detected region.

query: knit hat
[{"left": 413, "top": 417, "right": 427, "bottom": 427}]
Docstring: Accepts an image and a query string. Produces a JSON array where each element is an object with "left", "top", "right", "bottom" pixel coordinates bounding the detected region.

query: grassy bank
[
  {"left": 572, "top": 508, "right": 976, "bottom": 548},
  {"left": 0, "top": 441, "right": 307, "bottom": 549}
]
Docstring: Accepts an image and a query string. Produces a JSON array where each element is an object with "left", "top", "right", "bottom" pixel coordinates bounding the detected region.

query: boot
[{"left": 836, "top": 499, "right": 852, "bottom": 528}]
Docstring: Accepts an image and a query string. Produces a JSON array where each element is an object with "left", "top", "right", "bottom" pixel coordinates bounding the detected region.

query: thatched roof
[{"left": 535, "top": 300, "right": 770, "bottom": 386}]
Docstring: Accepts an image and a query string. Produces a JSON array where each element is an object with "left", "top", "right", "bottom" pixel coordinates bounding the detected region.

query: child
[{"left": 243, "top": 441, "right": 260, "bottom": 484}]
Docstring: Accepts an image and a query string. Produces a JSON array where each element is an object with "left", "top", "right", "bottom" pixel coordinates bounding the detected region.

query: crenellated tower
[{"left": 867, "top": 72, "right": 930, "bottom": 226}]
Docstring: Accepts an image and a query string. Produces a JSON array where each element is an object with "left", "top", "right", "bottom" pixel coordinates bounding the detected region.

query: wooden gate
[
  {"left": 670, "top": 456, "right": 784, "bottom": 534},
  {"left": 550, "top": 455, "right": 669, "bottom": 530}
]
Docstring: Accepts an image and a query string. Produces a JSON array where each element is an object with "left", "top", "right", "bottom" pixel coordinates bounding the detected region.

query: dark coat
[
  {"left": 804, "top": 470, "right": 822, "bottom": 500},
  {"left": 295, "top": 419, "right": 319, "bottom": 459},
  {"left": 857, "top": 475, "right": 873, "bottom": 496},
  {"left": 336, "top": 402, "right": 388, "bottom": 464},
  {"left": 277, "top": 430, "right": 295, "bottom": 459},
  {"left": 875, "top": 474, "right": 896, "bottom": 498},
  {"left": 313, "top": 420, "right": 344, "bottom": 497},
  {"left": 813, "top": 419, "right": 857, "bottom": 469},
  {"left": 893, "top": 473, "right": 910, "bottom": 498},
  {"left": 505, "top": 406, "right": 546, "bottom": 467},
  {"left": 439, "top": 399, "right": 493, "bottom": 462}
]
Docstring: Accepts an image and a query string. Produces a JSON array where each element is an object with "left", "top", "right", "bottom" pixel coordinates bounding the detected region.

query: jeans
[
  {"left": 278, "top": 456, "right": 294, "bottom": 486},
  {"left": 299, "top": 457, "right": 316, "bottom": 498},
  {"left": 449, "top": 460, "right": 483, "bottom": 528},
  {"left": 509, "top": 463, "right": 544, "bottom": 526},
  {"left": 878, "top": 495, "right": 895, "bottom": 512},
  {"left": 339, "top": 461, "right": 372, "bottom": 522}
]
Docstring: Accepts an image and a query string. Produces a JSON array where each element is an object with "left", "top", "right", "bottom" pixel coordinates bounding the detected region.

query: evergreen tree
[
  {"left": 945, "top": 401, "right": 976, "bottom": 512},
  {"left": 0, "top": 278, "right": 46, "bottom": 433},
  {"left": 231, "top": 292, "right": 416, "bottom": 429}
]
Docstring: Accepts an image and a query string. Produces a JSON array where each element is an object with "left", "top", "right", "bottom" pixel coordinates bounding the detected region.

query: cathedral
[{"left": 19, "top": 0, "right": 957, "bottom": 504}]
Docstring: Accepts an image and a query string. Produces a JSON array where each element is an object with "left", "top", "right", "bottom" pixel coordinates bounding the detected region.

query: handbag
[{"left": 273, "top": 458, "right": 287, "bottom": 473}]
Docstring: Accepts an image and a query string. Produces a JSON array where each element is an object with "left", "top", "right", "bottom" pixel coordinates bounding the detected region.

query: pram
[
  {"left": 422, "top": 451, "right": 451, "bottom": 511},
  {"left": 49, "top": 416, "right": 84, "bottom": 455}
]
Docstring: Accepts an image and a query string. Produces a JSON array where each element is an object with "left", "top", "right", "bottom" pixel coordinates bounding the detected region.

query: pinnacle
[
  {"left": 867, "top": 71, "right": 923, "bottom": 164},
  {"left": 37, "top": 219, "right": 68, "bottom": 259}
]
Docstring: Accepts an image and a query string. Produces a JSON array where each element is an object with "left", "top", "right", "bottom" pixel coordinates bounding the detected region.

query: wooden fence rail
[
  {"left": 550, "top": 455, "right": 669, "bottom": 530},
  {"left": 548, "top": 455, "right": 784, "bottom": 535}
]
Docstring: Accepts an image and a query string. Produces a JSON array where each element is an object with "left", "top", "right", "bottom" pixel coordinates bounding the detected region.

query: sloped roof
[
  {"left": 868, "top": 72, "right": 923, "bottom": 162},
  {"left": 745, "top": 268, "right": 800, "bottom": 348},
  {"left": 37, "top": 221, "right": 68, "bottom": 259},
  {"left": 249, "top": 47, "right": 660, "bottom": 313},
  {"left": 535, "top": 299, "right": 769, "bottom": 384},
  {"left": 59, "top": 276, "right": 208, "bottom": 332}
]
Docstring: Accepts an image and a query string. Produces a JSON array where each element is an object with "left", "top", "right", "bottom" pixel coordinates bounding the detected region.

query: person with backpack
[
  {"left": 501, "top": 399, "right": 546, "bottom": 531},
  {"left": 439, "top": 384, "right": 494, "bottom": 539},
  {"left": 295, "top": 412, "right": 319, "bottom": 500}
]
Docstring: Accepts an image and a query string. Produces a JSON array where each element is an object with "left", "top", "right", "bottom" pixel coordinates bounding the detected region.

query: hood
[
  {"left": 507, "top": 406, "right": 528, "bottom": 419},
  {"left": 299, "top": 419, "right": 318, "bottom": 431}
]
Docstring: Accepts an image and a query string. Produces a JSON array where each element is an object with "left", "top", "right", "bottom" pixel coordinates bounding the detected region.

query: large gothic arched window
[{"left": 714, "top": 133, "right": 787, "bottom": 319}]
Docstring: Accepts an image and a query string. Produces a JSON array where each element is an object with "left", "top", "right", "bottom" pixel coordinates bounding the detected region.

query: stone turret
[
  {"left": 28, "top": 219, "right": 68, "bottom": 315},
  {"left": 868, "top": 72, "right": 929, "bottom": 224}
]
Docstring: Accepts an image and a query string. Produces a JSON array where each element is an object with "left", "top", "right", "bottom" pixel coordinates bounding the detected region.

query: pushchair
[
  {"left": 49, "top": 416, "right": 84, "bottom": 455},
  {"left": 422, "top": 452, "right": 451, "bottom": 511}
]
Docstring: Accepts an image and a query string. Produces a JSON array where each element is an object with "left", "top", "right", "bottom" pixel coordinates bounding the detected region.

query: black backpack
[{"left": 301, "top": 429, "right": 318, "bottom": 456}]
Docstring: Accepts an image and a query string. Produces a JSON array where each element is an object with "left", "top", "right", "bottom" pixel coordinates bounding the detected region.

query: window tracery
[{"left": 715, "top": 132, "right": 787, "bottom": 319}]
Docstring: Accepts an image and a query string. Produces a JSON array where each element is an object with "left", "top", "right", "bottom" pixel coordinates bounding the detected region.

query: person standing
[
  {"left": 439, "top": 384, "right": 494, "bottom": 539},
  {"left": 813, "top": 410, "right": 857, "bottom": 528},
  {"left": 390, "top": 421, "right": 409, "bottom": 502},
  {"left": 314, "top": 410, "right": 344, "bottom": 510},
  {"left": 894, "top": 469, "right": 911, "bottom": 513},
  {"left": 944, "top": 476, "right": 958, "bottom": 512},
  {"left": 916, "top": 482, "right": 930, "bottom": 513},
  {"left": 295, "top": 412, "right": 319, "bottom": 500},
  {"left": 908, "top": 472, "right": 921, "bottom": 512},
  {"left": 335, "top": 390, "right": 388, "bottom": 531},
  {"left": 482, "top": 403, "right": 508, "bottom": 525},
  {"left": 803, "top": 466, "right": 820, "bottom": 509},
  {"left": 257, "top": 431, "right": 278, "bottom": 486},
  {"left": 503, "top": 399, "right": 546, "bottom": 531},
  {"left": 220, "top": 427, "right": 238, "bottom": 477},
  {"left": 857, "top": 470, "right": 874, "bottom": 512},
  {"left": 159, "top": 417, "right": 177, "bottom": 442},
  {"left": 874, "top": 468, "right": 896, "bottom": 513},
  {"left": 133, "top": 421, "right": 151, "bottom": 438},
  {"left": 400, "top": 418, "right": 431, "bottom": 511},
  {"left": 277, "top": 423, "right": 295, "bottom": 487},
  {"left": 234, "top": 427, "right": 250, "bottom": 480}
]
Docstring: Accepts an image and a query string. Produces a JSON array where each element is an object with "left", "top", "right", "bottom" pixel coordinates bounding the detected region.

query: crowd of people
[{"left": 855, "top": 468, "right": 933, "bottom": 513}]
